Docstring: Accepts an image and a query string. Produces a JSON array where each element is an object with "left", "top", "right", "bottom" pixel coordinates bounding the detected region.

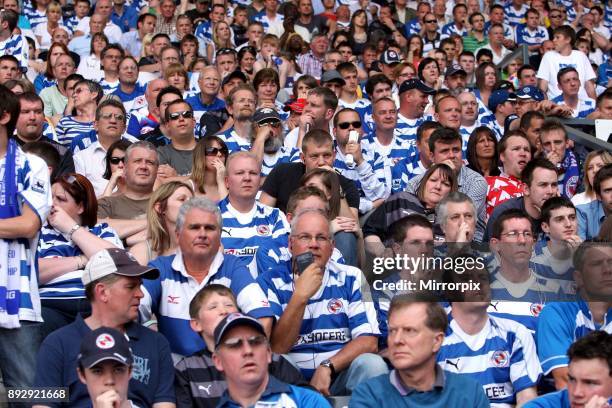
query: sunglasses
[
  {"left": 109, "top": 156, "right": 125, "bottom": 165},
  {"left": 257, "top": 120, "right": 281, "bottom": 128},
  {"left": 220, "top": 335, "right": 267, "bottom": 350},
  {"left": 216, "top": 48, "right": 237, "bottom": 57},
  {"left": 425, "top": 19, "right": 437, "bottom": 23},
  {"left": 205, "top": 147, "right": 228, "bottom": 156},
  {"left": 99, "top": 113, "right": 125, "bottom": 121},
  {"left": 337, "top": 121, "right": 362, "bottom": 130},
  {"left": 168, "top": 110, "right": 194, "bottom": 121}
]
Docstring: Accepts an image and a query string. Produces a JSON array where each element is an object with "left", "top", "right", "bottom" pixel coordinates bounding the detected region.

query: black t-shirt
[
  {"left": 261, "top": 162, "right": 360, "bottom": 213},
  {"left": 294, "top": 15, "right": 328, "bottom": 35}
]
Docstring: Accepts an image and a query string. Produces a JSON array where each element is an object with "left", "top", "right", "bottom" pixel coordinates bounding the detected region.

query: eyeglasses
[
  {"left": 99, "top": 113, "right": 126, "bottom": 121},
  {"left": 550, "top": 14, "right": 562, "bottom": 18},
  {"left": 292, "top": 233, "right": 331, "bottom": 244},
  {"left": 425, "top": 19, "right": 437, "bottom": 23},
  {"left": 205, "top": 147, "right": 228, "bottom": 156},
  {"left": 220, "top": 335, "right": 267, "bottom": 350},
  {"left": 501, "top": 231, "right": 534, "bottom": 240},
  {"left": 168, "top": 110, "right": 194, "bottom": 121},
  {"left": 109, "top": 156, "right": 124, "bottom": 165},
  {"left": 257, "top": 120, "right": 281, "bottom": 128},
  {"left": 337, "top": 121, "right": 362, "bottom": 130}
]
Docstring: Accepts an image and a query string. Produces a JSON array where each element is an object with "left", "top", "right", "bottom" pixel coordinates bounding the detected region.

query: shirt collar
[
  {"left": 171, "top": 249, "right": 225, "bottom": 285},
  {"left": 389, "top": 365, "right": 446, "bottom": 396},
  {"left": 217, "top": 375, "right": 291, "bottom": 407}
]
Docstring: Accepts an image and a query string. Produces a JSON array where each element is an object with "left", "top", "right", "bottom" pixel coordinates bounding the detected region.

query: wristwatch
[{"left": 320, "top": 359, "right": 336, "bottom": 377}]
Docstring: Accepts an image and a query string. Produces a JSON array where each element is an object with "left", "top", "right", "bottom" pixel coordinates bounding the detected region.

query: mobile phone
[{"left": 295, "top": 252, "right": 314, "bottom": 275}]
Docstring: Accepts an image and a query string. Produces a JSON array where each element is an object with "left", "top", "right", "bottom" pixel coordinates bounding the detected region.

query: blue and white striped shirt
[
  {"left": 334, "top": 145, "right": 389, "bottom": 213},
  {"left": 141, "top": 251, "right": 274, "bottom": 356},
  {"left": 261, "top": 147, "right": 300, "bottom": 177},
  {"left": 37, "top": 223, "right": 123, "bottom": 299},
  {"left": 438, "top": 314, "right": 542, "bottom": 407},
  {"left": 530, "top": 244, "right": 577, "bottom": 296},
  {"left": 0, "top": 34, "right": 29, "bottom": 70},
  {"left": 551, "top": 95, "right": 596, "bottom": 118},
  {"left": 395, "top": 113, "right": 433, "bottom": 148},
  {"left": 257, "top": 259, "right": 380, "bottom": 379},
  {"left": 215, "top": 127, "right": 251, "bottom": 155},
  {"left": 55, "top": 116, "right": 95, "bottom": 147},
  {"left": 184, "top": 94, "right": 225, "bottom": 137},
  {"left": 99, "top": 78, "right": 120, "bottom": 95},
  {"left": 515, "top": 25, "right": 549, "bottom": 47},
  {"left": 504, "top": 4, "right": 529, "bottom": 26},
  {"left": 22, "top": 4, "right": 47, "bottom": 30},
  {"left": 442, "top": 22, "right": 468, "bottom": 37},
  {"left": 112, "top": 84, "right": 147, "bottom": 113},
  {"left": 219, "top": 197, "right": 290, "bottom": 269}
]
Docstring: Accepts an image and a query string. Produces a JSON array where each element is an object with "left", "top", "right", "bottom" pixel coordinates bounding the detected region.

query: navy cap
[
  {"left": 399, "top": 78, "right": 436, "bottom": 95},
  {"left": 252, "top": 107, "right": 281, "bottom": 123},
  {"left": 214, "top": 312, "right": 266, "bottom": 348},
  {"left": 446, "top": 64, "right": 467, "bottom": 77},
  {"left": 78, "top": 327, "right": 133, "bottom": 369},
  {"left": 380, "top": 49, "right": 401, "bottom": 65},
  {"left": 321, "top": 69, "right": 346, "bottom": 85},
  {"left": 488, "top": 89, "right": 517, "bottom": 112},
  {"left": 516, "top": 86, "right": 544, "bottom": 102}
]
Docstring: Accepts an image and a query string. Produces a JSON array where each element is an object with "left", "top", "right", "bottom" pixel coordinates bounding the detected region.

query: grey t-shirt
[
  {"left": 157, "top": 144, "right": 194, "bottom": 176},
  {"left": 97, "top": 194, "right": 149, "bottom": 220}
]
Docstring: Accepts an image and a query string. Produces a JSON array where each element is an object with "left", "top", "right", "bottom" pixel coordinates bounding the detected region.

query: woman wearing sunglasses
[
  {"left": 130, "top": 181, "right": 194, "bottom": 265},
  {"left": 185, "top": 136, "right": 229, "bottom": 202},
  {"left": 100, "top": 139, "right": 132, "bottom": 198},
  {"left": 37, "top": 173, "right": 124, "bottom": 338}
]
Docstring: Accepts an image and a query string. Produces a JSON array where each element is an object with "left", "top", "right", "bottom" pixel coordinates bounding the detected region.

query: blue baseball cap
[
  {"left": 516, "top": 86, "right": 544, "bottom": 102},
  {"left": 488, "top": 89, "right": 517, "bottom": 112}
]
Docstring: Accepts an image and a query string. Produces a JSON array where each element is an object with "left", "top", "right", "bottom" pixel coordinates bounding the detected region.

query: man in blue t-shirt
[
  {"left": 34, "top": 248, "right": 176, "bottom": 408},
  {"left": 351, "top": 299, "right": 489, "bottom": 407}
]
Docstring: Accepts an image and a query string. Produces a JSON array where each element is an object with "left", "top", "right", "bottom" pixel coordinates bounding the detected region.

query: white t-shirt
[
  {"left": 536, "top": 50, "right": 596, "bottom": 100},
  {"left": 75, "top": 17, "right": 122, "bottom": 44}
]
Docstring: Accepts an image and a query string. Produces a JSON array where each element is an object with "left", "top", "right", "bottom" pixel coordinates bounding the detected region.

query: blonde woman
[
  {"left": 205, "top": 21, "right": 234, "bottom": 64},
  {"left": 34, "top": 2, "right": 69, "bottom": 51},
  {"left": 187, "top": 136, "right": 228, "bottom": 201},
  {"left": 130, "top": 181, "right": 194, "bottom": 265},
  {"left": 571, "top": 150, "right": 612, "bottom": 206}
]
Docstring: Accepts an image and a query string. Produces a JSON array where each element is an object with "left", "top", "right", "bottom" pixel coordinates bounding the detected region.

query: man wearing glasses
[
  {"left": 74, "top": 98, "right": 129, "bottom": 197},
  {"left": 157, "top": 99, "right": 197, "bottom": 176},
  {"left": 213, "top": 313, "right": 330, "bottom": 407},
  {"left": 488, "top": 208, "right": 567, "bottom": 334},
  {"left": 258, "top": 209, "right": 388, "bottom": 396}
]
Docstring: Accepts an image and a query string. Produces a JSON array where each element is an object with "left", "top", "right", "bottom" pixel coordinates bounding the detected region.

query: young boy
[
  {"left": 77, "top": 327, "right": 135, "bottom": 408},
  {"left": 65, "top": 0, "right": 91, "bottom": 34},
  {"left": 174, "top": 284, "right": 306, "bottom": 408}
]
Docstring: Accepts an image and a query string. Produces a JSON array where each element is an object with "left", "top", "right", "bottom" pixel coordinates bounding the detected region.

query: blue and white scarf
[{"left": 0, "top": 138, "right": 25, "bottom": 328}]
